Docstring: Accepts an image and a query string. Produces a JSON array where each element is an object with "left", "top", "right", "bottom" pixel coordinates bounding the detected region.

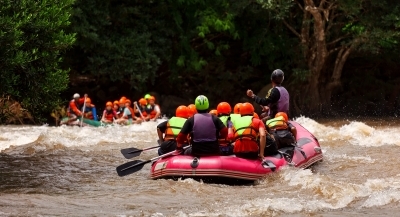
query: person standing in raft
[
  {"left": 228, "top": 103, "right": 278, "bottom": 159},
  {"left": 246, "top": 69, "right": 289, "bottom": 122},
  {"left": 217, "top": 102, "right": 234, "bottom": 155},
  {"left": 266, "top": 112, "right": 297, "bottom": 149},
  {"left": 175, "top": 95, "right": 228, "bottom": 156},
  {"left": 83, "top": 98, "right": 96, "bottom": 120},
  {"left": 146, "top": 96, "right": 161, "bottom": 121},
  {"left": 157, "top": 106, "right": 190, "bottom": 155},
  {"left": 101, "top": 101, "right": 118, "bottom": 124}
]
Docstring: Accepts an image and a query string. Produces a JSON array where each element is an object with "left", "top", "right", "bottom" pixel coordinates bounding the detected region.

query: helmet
[
  {"left": 271, "top": 69, "right": 284, "bottom": 84},
  {"left": 275, "top": 112, "right": 288, "bottom": 122},
  {"left": 209, "top": 109, "right": 218, "bottom": 116},
  {"left": 240, "top": 103, "right": 254, "bottom": 115},
  {"left": 253, "top": 112, "right": 259, "bottom": 119},
  {"left": 113, "top": 100, "right": 119, "bottom": 105},
  {"left": 85, "top": 98, "right": 91, "bottom": 104},
  {"left": 120, "top": 96, "right": 127, "bottom": 101},
  {"left": 144, "top": 94, "right": 151, "bottom": 99},
  {"left": 176, "top": 105, "right": 189, "bottom": 118},
  {"left": 119, "top": 98, "right": 126, "bottom": 104},
  {"left": 195, "top": 95, "right": 209, "bottom": 110},
  {"left": 73, "top": 93, "right": 80, "bottom": 99},
  {"left": 187, "top": 104, "right": 197, "bottom": 117},
  {"left": 233, "top": 103, "right": 242, "bottom": 114},
  {"left": 106, "top": 101, "right": 113, "bottom": 107},
  {"left": 217, "top": 102, "right": 231, "bottom": 115},
  {"left": 125, "top": 99, "right": 131, "bottom": 105},
  {"left": 149, "top": 96, "right": 155, "bottom": 102},
  {"left": 139, "top": 98, "right": 147, "bottom": 106}
]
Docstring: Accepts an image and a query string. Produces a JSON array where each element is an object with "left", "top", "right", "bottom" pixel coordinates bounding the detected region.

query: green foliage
[{"left": 0, "top": 0, "right": 75, "bottom": 123}]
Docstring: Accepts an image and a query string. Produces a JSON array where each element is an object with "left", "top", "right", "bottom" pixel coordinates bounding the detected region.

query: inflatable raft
[
  {"left": 150, "top": 121, "right": 323, "bottom": 181},
  {"left": 60, "top": 117, "right": 104, "bottom": 127}
]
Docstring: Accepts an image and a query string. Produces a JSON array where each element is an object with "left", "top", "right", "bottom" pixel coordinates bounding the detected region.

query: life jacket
[
  {"left": 145, "top": 104, "right": 154, "bottom": 114},
  {"left": 266, "top": 116, "right": 288, "bottom": 130},
  {"left": 268, "top": 86, "right": 289, "bottom": 117},
  {"left": 147, "top": 104, "right": 159, "bottom": 119},
  {"left": 192, "top": 113, "right": 217, "bottom": 143},
  {"left": 83, "top": 105, "right": 94, "bottom": 120},
  {"left": 218, "top": 115, "right": 230, "bottom": 146},
  {"left": 117, "top": 107, "right": 125, "bottom": 118},
  {"left": 122, "top": 107, "right": 132, "bottom": 119},
  {"left": 67, "top": 100, "right": 82, "bottom": 116},
  {"left": 104, "top": 109, "right": 115, "bottom": 121},
  {"left": 232, "top": 116, "right": 258, "bottom": 141},
  {"left": 230, "top": 114, "right": 241, "bottom": 123},
  {"left": 128, "top": 106, "right": 135, "bottom": 119},
  {"left": 164, "top": 117, "right": 187, "bottom": 140}
]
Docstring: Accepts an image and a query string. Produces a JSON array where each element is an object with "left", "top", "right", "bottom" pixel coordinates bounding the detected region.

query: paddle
[
  {"left": 80, "top": 96, "right": 87, "bottom": 127},
  {"left": 116, "top": 146, "right": 188, "bottom": 177},
  {"left": 120, "top": 140, "right": 162, "bottom": 159},
  {"left": 134, "top": 102, "right": 145, "bottom": 120},
  {"left": 120, "top": 145, "right": 160, "bottom": 159}
]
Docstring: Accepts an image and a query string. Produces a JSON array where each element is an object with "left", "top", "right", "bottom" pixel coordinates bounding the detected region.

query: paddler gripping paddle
[{"left": 116, "top": 146, "right": 189, "bottom": 177}]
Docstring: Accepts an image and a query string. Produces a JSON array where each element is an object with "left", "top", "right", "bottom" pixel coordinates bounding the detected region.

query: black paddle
[
  {"left": 120, "top": 140, "right": 162, "bottom": 159},
  {"left": 120, "top": 145, "right": 159, "bottom": 159},
  {"left": 116, "top": 147, "right": 187, "bottom": 177}
]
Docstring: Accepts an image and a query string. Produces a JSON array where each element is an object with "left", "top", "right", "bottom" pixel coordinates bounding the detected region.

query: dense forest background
[{"left": 1, "top": 0, "right": 400, "bottom": 124}]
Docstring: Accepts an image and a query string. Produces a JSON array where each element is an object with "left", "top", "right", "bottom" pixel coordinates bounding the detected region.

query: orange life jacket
[
  {"left": 149, "top": 104, "right": 159, "bottom": 119},
  {"left": 104, "top": 110, "right": 115, "bottom": 121},
  {"left": 232, "top": 116, "right": 259, "bottom": 153}
]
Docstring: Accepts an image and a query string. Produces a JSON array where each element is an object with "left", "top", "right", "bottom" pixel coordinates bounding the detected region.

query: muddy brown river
[{"left": 1, "top": 117, "right": 400, "bottom": 216}]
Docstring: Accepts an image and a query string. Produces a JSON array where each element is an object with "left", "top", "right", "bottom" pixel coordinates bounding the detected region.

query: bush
[{"left": 0, "top": 0, "right": 76, "bottom": 123}]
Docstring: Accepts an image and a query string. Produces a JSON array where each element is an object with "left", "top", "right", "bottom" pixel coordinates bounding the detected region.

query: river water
[{"left": 1, "top": 117, "right": 400, "bottom": 216}]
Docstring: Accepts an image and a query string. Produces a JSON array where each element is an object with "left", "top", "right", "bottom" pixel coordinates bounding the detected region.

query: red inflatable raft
[{"left": 150, "top": 121, "right": 323, "bottom": 181}]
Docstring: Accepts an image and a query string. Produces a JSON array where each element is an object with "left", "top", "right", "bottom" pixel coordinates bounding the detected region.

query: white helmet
[{"left": 73, "top": 93, "right": 80, "bottom": 99}]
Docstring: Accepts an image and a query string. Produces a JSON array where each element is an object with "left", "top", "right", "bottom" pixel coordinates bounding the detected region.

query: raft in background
[
  {"left": 60, "top": 117, "right": 106, "bottom": 127},
  {"left": 150, "top": 121, "right": 323, "bottom": 182}
]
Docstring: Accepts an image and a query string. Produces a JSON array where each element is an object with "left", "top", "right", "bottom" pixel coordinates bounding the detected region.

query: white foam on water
[{"left": 0, "top": 120, "right": 166, "bottom": 152}]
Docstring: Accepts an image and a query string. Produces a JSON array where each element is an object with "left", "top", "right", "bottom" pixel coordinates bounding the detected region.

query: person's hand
[
  {"left": 133, "top": 101, "right": 137, "bottom": 105},
  {"left": 227, "top": 120, "right": 233, "bottom": 128},
  {"left": 259, "top": 154, "right": 265, "bottom": 160},
  {"left": 261, "top": 106, "right": 269, "bottom": 112},
  {"left": 175, "top": 146, "right": 184, "bottom": 154},
  {"left": 246, "top": 89, "right": 254, "bottom": 97},
  {"left": 77, "top": 112, "right": 82, "bottom": 117}
]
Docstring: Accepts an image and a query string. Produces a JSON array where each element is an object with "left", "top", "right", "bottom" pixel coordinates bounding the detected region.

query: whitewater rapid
[{"left": 1, "top": 117, "right": 400, "bottom": 216}]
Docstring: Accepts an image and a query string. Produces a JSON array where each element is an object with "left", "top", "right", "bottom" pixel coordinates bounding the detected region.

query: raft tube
[
  {"left": 60, "top": 117, "right": 103, "bottom": 127},
  {"left": 150, "top": 121, "right": 323, "bottom": 181}
]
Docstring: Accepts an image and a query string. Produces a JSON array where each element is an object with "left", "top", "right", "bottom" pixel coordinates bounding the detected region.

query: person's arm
[
  {"left": 247, "top": 88, "right": 280, "bottom": 106},
  {"left": 258, "top": 124, "right": 266, "bottom": 159},
  {"left": 101, "top": 111, "right": 107, "bottom": 122},
  {"left": 176, "top": 118, "right": 193, "bottom": 150},
  {"left": 151, "top": 105, "right": 161, "bottom": 120},
  {"left": 156, "top": 121, "right": 167, "bottom": 142},
  {"left": 213, "top": 116, "right": 228, "bottom": 138},
  {"left": 70, "top": 101, "right": 82, "bottom": 116},
  {"left": 288, "top": 123, "right": 297, "bottom": 139},
  {"left": 157, "top": 128, "right": 164, "bottom": 142}
]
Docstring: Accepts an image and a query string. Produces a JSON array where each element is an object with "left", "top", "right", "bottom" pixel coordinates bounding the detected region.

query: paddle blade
[
  {"left": 116, "top": 160, "right": 150, "bottom": 177},
  {"left": 120, "top": 148, "right": 142, "bottom": 159}
]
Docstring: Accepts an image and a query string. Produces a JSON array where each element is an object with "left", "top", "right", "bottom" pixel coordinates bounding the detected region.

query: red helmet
[
  {"left": 187, "top": 104, "right": 197, "bottom": 117},
  {"left": 139, "top": 98, "right": 147, "bottom": 106},
  {"left": 240, "top": 103, "right": 254, "bottom": 116},
  {"left": 275, "top": 112, "right": 288, "bottom": 122},
  {"left": 217, "top": 102, "right": 231, "bottom": 115},
  {"left": 125, "top": 99, "right": 131, "bottom": 105},
  {"left": 85, "top": 98, "right": 92, "bottom": 104},
  {"left": 209, "top": 109, "right": 218, "bottom": 116},
  {"left": 233, "top": 103, "right": 242, "bottom": 114},
  {"left": 106, "top": 101, "right": 113, "bottom": 107},
  {"left": 176, "top": 105, "right": 189, "bottom": 118}
]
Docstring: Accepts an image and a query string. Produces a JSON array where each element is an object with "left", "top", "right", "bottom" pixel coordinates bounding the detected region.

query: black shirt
[
  {"left": 157, "top": 120, "right": 168, "bottom": 133},
  {"left": 253, "top": 87, "right": 280, "bottom": 106}
]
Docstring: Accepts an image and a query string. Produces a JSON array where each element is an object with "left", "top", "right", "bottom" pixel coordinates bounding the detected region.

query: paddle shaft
[
  {"left": 129, "top": 145, "right": 159, "bottom": 154},
  {"left": 120, "top": 146, "right": 188, "bottom": 172},
  {"left": 135, "top": 102, "right": 145, "bottom": 119},
  {"left": 80, "top": 96, "right": 87, "bottom": 127}
]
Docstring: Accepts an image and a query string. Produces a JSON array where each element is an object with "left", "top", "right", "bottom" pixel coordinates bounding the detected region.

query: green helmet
[
  {"left": 195, "top": 95, "right": 209, "bottom": 110},
  {"left": 144, "top": 94, "right": 151, "bottom": 99}
]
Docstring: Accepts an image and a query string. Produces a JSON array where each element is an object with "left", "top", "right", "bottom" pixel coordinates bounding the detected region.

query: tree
[
  {"left": 256, "top": 0, "right": 400, "bottom": 113},
  {"left": 0, "top": 0, "right": 76, "bottom": 122}
]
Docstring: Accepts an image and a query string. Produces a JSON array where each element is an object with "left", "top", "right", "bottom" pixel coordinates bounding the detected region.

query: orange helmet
[
  {"left": 187, "top": 104, "right": 197, "bottom": 117},
  {"left": 217, "top": 102, "right": 231, "bottom": 115},
  {"left": 139, "top": 98, "right": 147, "bottom": 106},
  {"left": 149, "top": 96, "right": 155, "bottom": 102},
  {"left": 125, "top": 99, "right": 131, "bottom": 105},
  {"left": 233, "top": 103, "right": 242, "bottom": 114},
  {"left": 240, "top": 103, "right": 254, "bottom": 115},
  {"left": 119, "top": 98, "right": 126, "bottom": 104},
  {"left": 176, "top": 105, "right": 189, "bottom": 118},
  {"left": 120, "top": 96, "right": 127, "bottom": 101},
  {"left": 106, "top": 101, "right": 113, "bottom": 107},
  {"left": 209, "top": 109, "right": 218, "bottom": 116},
  {"left": 113, "top": 100, "right": 119, "bottom": 105},
  {"left": 275, "top": 112, "right": 288, "bottom": 122},
  {"left": 253, "top": 112, "right": 259, "bottom": 119},
  {"left": 85, "top": 98, "right": 91, "bottom": 104}
]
